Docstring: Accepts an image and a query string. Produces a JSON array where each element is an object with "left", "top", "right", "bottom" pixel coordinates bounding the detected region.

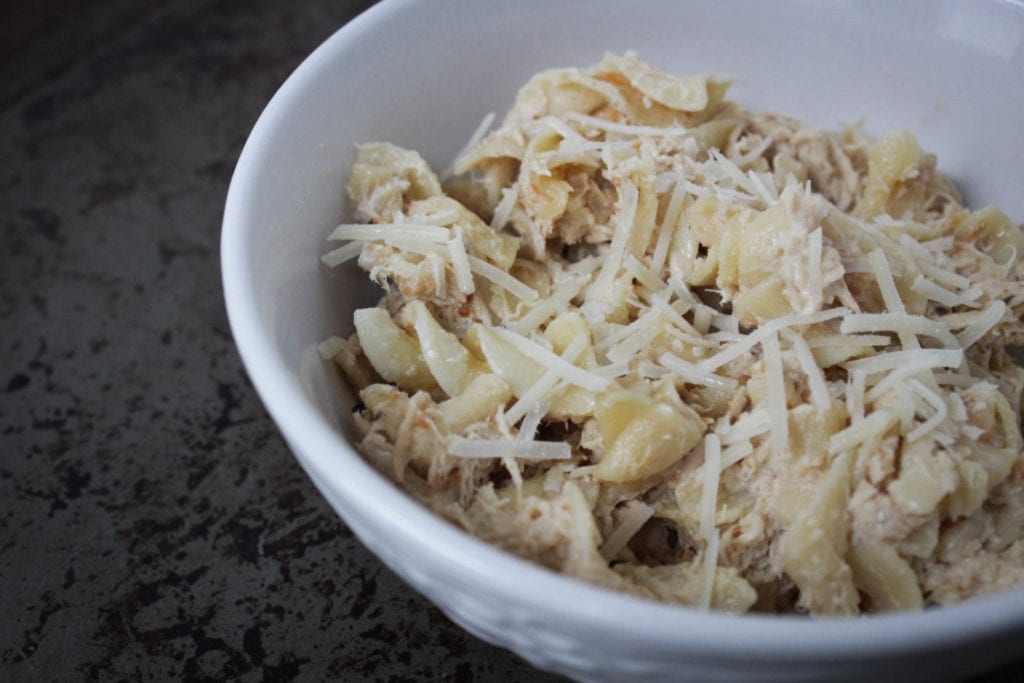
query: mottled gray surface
[
  {"left": 1, "top": 2, "right": 1023, "bottom": 682},
  {"left": 0, "top": 1, "right": 560, "bottom": 680}
]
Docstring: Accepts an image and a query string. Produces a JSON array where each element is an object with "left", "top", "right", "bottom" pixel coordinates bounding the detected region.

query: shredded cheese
[
  {"left": 698, "top": 529, "right": 720, "bottom": 611},
  {"left": 867, "top": 249, "right": 921, "bottom": 353},
  {"left": 707, "top": 149, "right": 761, "bottom": 199},
  {"left": 829, "top": 410, "right": 897, "bottom": 454},
  {"left": 762, "top": 331, "right": 790, "bottom": 457},
  {"left": 447, "top": 226, "right": 476, "bottom": 295},
  {"left": 659, "top": 353, "right": 739, "bottom": 389},
  {"left": 865, "top": 350, "right": 964, "bottom": 402},
  {"left": 697, "top": 307, "right": 849, "bottom": 375},
  {"left": 807, "top": 227, "right": 823, "bottom": 309},
  {"left": 700, "top": 434, "right": 723, "bottom": 541},
  {"left": 320, "top": 241, "right": 364, "bottom": 267},
  {"left": 315, "top": 335, "right": 347, "bottom": 360},
  {"left": 720, "top": 441, "right": 755, "bottom": 470},
  {"left": 449, "top": 436, "right": 571, "bottom": 460},
  {"left": 326, "top": 53, "right": 1024, "bottom": 617},
  {"left": 906, "top": 378, "right": 949, "bottom": 443},
  {"left": 449, "top": 110, "right": 496, "bottom": 176},
  {"left": 805, "top": 334, "right": 891, "bottom": 348},
  {"left": 491, "top": 328, "right": 608, "bottom": 392},
  {"left": 747, "top": 168, "right": 778, "bottom": 203},
  {"left": 650, "top": 178, "right": 687, "bottom": 273},
  {"left": 718, "top": 409, "right": 771, "bottom": 445},
  {"left": 955, "top": 300, "right": 1006, "bottom": 349},
  {"left": 518, "top": 406, "right": 545, "bottom": 440},
  {"left": 666, "top": 276, "right": 740, "bottom": 333},
  {"left": 537, "top": 115, "right": 587, "bottom": 142},
  {"left": 843, "top": 348, "right": 963, "bottom": 376},
  {"left": 607, "top": 317, "right": 665, "bottom": 364},
  {"left": 781, "top": 329, "right": 831, "bottom": 410},
  {"left": 933, "top": 372, "right": 983, "bottom": 388},
  {"left": 564, "top": 110, "right": 690, "bottom": 137},
  {"left": 911, "top": 275, "right": 983, "bottom": 308},
  {"left": 508, "top": 259, "right": 599, "bottom": 335},
  {"left": 490, "top": 185, "right": 519, "bottom": 232},
  {"left": 839, "top": 313, "right": 957, "bottom": 348},
  {"left": 624, "top": 255, "right": 668, "bottom": 295},
  {"left": 466, "top": 255, "right": 538, "bottom": 301},
  {"left": 846, "top": 370, "right": 866, "bottom": 422},
  {"left": 918, "top": 262, "right": 973, "bottom": 292},
  {"left": 599, "top": 501, "right": 655, "bottom": 561},
  {"left": 589, "top": 180, "right": 639, "bottom": 310},
  {"left": 505, "top": 333, "right": 588, "bottom": 424},
  {"left": 416, "top": 208, "right": 462, "bottom": 226},
  {"left": 328, "top": 222, "right": 450, "bottom": 242}
]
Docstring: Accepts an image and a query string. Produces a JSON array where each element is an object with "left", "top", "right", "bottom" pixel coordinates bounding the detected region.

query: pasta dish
[{"left": 319, "top": 54, "right": 1024, "bottom": 614}]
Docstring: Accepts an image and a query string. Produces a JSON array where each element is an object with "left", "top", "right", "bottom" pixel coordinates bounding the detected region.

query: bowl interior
[
  {"left": 223, "top": 0, "right": 1024, "bottom": 668},
  {"left": 234, "top": 0, "right": 1024, "bottom": 384}
]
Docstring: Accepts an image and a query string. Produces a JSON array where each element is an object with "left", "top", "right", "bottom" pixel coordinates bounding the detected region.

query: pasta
[{"left": 321, "top": 53, "right": 1024, "bottom": 614}]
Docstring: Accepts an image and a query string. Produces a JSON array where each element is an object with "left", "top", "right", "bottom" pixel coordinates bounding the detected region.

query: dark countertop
[
  {"left": 0, "top": 2, "right": 1021, "bottom": 682},
  {"left": 0, "top": 2, "right": 560, "bottom": 680}
]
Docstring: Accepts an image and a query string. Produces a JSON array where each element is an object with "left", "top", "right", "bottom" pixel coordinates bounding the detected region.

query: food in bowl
[{"left": 318, "top": 53, "right": 1024, "bottom": 615}]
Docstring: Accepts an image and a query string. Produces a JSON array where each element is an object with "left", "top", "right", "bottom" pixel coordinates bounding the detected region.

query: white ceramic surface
[{"left": 222, "top": 1, "right": 1024, "bottom": 680}]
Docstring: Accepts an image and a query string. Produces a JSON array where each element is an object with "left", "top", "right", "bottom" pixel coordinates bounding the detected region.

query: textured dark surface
[
  {"left": 2, "top": 2, "right": 1023, "bottom": 682},
  {"left": 0, "top": 1, "right": 561, "bottom": 680}
]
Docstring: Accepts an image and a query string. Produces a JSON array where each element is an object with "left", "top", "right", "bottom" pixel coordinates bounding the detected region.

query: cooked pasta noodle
[{"left": 322, "top": 53, "right": 1024, "bottom": 614}]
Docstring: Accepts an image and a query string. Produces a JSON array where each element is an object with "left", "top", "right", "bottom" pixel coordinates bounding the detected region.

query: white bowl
[{"left": 222, "top": 1, "right": 1024, "bottom": 680}]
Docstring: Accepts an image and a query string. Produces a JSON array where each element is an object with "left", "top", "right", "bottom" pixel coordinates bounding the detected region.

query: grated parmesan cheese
[
  {"left": 599, "top": 501, "right": 655, "bottom": 561},
  {"left": 449, "top": 436, "right": 571, "bottom": 460},
  {"left": 905, "top": 378, "right": 949, "bottom": 443},
  {"left": 659, "top": 353, "right": 738, "bottom": 389},
  {"left": 867, "top": 249, "right": 921, "bottom": 353},
  {"left": 807, "top": 227, "right": 823, "bottom": 310},
  {"left": 804, "top": 334, "right": 891, "bottom": 348},
  {"left": 448, "top": 110, "right": 496, "bottom": 177},
  {"left": 911, "top": 275, "right": 983, "bottom": 308},
  {"left": 717, "top": 409, "right": 771, "bottom": 445},
  {"left": 698, "top": 529, "right": 720, "bottom": 611},
  {"left": 699, "top": 434, "right": 723, "bottom": 541},
  {"left": 720, "top": 441, "right": 754, "bottom": 470},
  {"left": 781, "top": 329, "right": 831, "bottom": 410},
  {"left": 325, "top": 53, "right": 1024, "bottom": 617},
  {"left": 955, "top": 300, "right": 1006, "bottom": 349},
  {"left": 650, "top": 178, "right": 687, "bottom": 273},
  {"left": 467, "top": 255, "right": 538, "bottom": 301},
  {"left": 508, "top": 259, "right": 599, "bottom": 335},
  {"left": 490, "top": 185, "right": 519, "bottom": 232},
  {"left": 491, "top": 328, "right": 608, "bottom": 392},
  {"left": 696, "top": 307, "right": 849, "bottom": 374},
  {"left": 517, "top": 407, "right": 546, "bottom": 440},
  {"left": 846, "top": 370, "right": 866, "bottom": 422},
  {"left": 588, "top": 180, "right": 639, "bottom": 313},
  {"left": 843, "top": 348, "right": 963, "bottom": 376},
  {"left": 624, "top": 255, "right": 668, "bottom": 295},
  {"left": 447, "top": 226, "right": 476, "bottom": 295},
  {"left": 504, "top": 333, "right": 588, "bottom": 424},
  {"left": 320, "top": 241, "right": 364, "bottom": 267},
  {"left": 328, "top": 222, "right": 450, "bottom": 242},
  {"left": 865, "top": 350, "right": 964, "bottom": 402},
  {"left": 762, "top": 331, "right": 789, "bottom": 458},
  {"left": 564, "top": 110, "right": 690, "bottom": 137},
  {"left": 839, "top": 313, "right": 957, "bottom": 348},
  {"left": 829, "top": 410, "right": 897, "bottom": 454},
  {"left": 316, "top": 335, "right": 347, "bottom": 360},
  {"left": 416, "top": 208, "right": 462, "bottom": 226}
]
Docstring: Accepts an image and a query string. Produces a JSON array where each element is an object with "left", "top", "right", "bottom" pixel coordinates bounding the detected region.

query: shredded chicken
[{"left": 321, "top": 53, "right": 1024, "bottom": 615}]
